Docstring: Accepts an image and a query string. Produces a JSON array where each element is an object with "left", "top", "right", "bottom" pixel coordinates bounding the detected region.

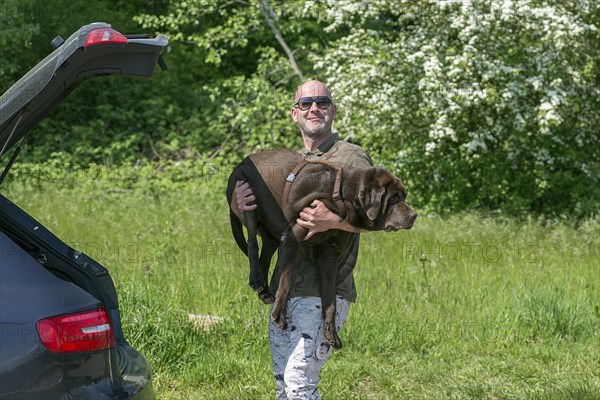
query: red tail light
[
  {"left": 84, "top": 28, "right": 127, "bottom": 48},
  {"left": 37, "top": 308, "right": 116, "bottom": 353}
]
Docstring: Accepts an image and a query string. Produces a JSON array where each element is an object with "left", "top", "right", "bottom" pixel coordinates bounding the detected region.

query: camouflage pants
[{"left": 269, "top": 296, "right": 350, "bottom": 400}]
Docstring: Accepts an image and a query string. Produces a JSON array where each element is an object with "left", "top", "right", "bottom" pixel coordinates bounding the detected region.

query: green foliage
[
  {"left": 312, "top": 1, "right": 600, "bottom": 218},
  {"left": 1, "top": 0, "right": 598, "bottom": 218}
]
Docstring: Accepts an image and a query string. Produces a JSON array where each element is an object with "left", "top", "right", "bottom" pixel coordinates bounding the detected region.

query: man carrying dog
[{"left": 235, "top": 80, "right": 372, "bottom": 400}]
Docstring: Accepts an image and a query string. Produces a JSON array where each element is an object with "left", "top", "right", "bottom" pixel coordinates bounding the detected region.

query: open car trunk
[
  {"left": 0, "top": 21, "right": 167, "bottom": 160},
  {"left": 0, "top": 22, "right": 167, "bottom": 399}
]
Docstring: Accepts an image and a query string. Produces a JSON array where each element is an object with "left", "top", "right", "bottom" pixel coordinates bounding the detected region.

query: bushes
[
  {"left": 312, "top": 1, "right": 600, "bottom": 217},
  {"left": 1, "top": 0, "right": 598, "bottom": 218}
]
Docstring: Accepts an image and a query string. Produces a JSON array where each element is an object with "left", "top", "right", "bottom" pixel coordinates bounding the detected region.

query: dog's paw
[
  {"left": 324, "top": 324, "right": 343, "bottom": 350},
  {"left": 249, "top": 281, "right": 267, "bottom": 292},
  {"left": 257, "top": 289, "right": 275, "bottom": 304},
  {"left": 271, "top": 308, "right": 287, "bottom": 330}
]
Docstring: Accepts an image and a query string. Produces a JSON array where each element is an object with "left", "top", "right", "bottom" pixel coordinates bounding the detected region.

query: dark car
[{"left": 0, "top": 22, "right": 167, "bottom": 399}]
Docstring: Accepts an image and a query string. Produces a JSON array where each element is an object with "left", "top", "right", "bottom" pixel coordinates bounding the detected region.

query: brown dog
[{"left": 226, "top": 149, "right": 416, "bottom": 349}]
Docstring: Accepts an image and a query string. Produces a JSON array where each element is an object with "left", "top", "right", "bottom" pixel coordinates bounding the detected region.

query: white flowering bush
[{"left": 311, "top": 0, "right": 599, "bottom": 216}]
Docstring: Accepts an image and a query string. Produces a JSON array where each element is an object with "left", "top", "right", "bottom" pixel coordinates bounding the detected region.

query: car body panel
[{"left": 0, "top": 229, "right": 102, "bottom": 393}]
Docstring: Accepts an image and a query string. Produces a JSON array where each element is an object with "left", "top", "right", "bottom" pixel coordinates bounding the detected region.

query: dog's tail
[
  {"left": 226, "top": 171, "right": 249, "bottom": 257},
  {"left": 230, "top": 209, "right": 249, "bottom": 257}
]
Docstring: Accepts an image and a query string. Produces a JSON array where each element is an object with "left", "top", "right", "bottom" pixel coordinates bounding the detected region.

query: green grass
[{"left": 2, "top": 177, "right": 599, "bottom": 399}]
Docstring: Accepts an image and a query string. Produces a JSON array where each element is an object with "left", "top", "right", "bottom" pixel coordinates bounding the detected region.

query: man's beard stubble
[{"left": 301, "top": 119, "right": 333, "bottom": 139}]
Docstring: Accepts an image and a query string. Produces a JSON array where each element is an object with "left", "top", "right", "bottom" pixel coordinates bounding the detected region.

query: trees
[
  {"left": 2, "top": 0, "right": 598, "bottom": 216},
  {"left": 135, "top": 0, "right": 598, "bottom": 216},
  {"left": 135, "top": 0, "right": 339, "bottom": 164}
]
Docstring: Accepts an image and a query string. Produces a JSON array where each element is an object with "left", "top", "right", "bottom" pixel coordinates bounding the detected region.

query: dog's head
[{"left": 356, "top": 167, "right": 417, "bottom": 231}]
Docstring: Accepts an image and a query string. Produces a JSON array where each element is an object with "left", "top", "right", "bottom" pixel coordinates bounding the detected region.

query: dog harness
[{"left": 282, "top": 159, "right": 347, "bottom": 222}]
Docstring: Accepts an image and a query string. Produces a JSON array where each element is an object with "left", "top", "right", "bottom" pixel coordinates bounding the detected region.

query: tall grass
[{"left": 2, "top": 175, "right": 598, "bottom": 399}]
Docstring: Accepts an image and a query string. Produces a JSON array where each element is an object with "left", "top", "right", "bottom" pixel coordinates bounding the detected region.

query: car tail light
[
  {"left": 37, "top": 308, "right": 116, "bottom": 353},
  {"left": 84, "top": 28, "right": 127, "bottom": 48}
]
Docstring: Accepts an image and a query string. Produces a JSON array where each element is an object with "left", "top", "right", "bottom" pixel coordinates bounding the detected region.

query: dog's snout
[
  {"left": 404, "top": 210, "right": 417, "bottom": 229},
  {"left": 399, "top": 210, "right": 417, "bottom": 230},
  {"left": 384, "top": 204, "right": 418, "bottom": 231},
  {"left": 409, "top": 210, "right": 417, "bottom": 224}
]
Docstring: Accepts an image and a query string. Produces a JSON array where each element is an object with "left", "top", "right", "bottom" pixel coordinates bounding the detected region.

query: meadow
[{"left": 2, "top": 171, "right": 599, "bottom": 400}]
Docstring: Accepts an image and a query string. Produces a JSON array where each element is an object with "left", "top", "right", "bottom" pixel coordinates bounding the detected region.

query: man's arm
[
  {"left": 296, "top": 199, "right": 364, "bottom": 241},
  {"left": 237, "top": 182, "right": 364, "bottom": 241},
  {"left": 297, "top": 147, "right": 372, "bottom": 240}
]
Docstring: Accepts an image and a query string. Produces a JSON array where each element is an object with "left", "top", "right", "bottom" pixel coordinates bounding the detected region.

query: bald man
[{"left": 235, "top": 80, "right": 372, "bottom": 399}]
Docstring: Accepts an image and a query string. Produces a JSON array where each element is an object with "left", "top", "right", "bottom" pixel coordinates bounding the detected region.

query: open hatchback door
[{"left": 0, "top": 21, "right": 167, "bottom": 160}]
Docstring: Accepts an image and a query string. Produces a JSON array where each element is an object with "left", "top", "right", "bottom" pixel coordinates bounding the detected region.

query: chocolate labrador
[{"left": 226, "top": 149, "right": 416, "bottom": 349}]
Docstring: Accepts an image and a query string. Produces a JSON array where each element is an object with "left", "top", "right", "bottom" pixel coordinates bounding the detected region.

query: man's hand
[
  {"left": 235, "top": 180, "right": 257, "bottom": 212},
  {"left": 296, "top": 200, "right": 359, "bottom": 240}
]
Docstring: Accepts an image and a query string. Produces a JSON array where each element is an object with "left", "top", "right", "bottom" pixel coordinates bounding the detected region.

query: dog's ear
[
  {"left": 359, "top": 168, "right": 396, "bottom": 221},
  {"left": 359, "top": 182, "right": 385, "bottom": 221}
]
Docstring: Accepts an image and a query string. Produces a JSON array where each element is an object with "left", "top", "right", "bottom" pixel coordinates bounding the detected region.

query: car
[{"left": 0, "top": 22, "right": 167, "bottom": 399}]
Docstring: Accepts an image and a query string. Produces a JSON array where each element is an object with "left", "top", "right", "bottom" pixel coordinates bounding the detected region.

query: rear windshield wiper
[{"left": 124, "top": 34, "right": 150, "bottom": 39}]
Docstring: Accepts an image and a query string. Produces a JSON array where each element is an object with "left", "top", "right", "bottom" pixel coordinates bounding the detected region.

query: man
[{"left": 234, "top": 80, "right": 372, "bottom": 399}]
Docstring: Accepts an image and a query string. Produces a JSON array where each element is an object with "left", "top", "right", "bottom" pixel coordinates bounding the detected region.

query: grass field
[{"left": 3, "top": 174, "right": 599, "bottom": 400}]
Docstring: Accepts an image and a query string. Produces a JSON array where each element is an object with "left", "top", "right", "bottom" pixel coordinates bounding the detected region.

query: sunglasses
[{"left": 294, "top": 96, "right": 332, "bottom": 111}]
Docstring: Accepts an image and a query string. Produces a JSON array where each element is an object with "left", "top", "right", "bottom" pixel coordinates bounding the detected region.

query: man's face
[{"left": 291, "top": 82, "right": 336, "bottom": 139}]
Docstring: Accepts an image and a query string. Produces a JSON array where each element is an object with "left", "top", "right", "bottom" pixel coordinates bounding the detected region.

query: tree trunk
[{"left": 258, "top": 0, "right": 305, "bottom": 82}]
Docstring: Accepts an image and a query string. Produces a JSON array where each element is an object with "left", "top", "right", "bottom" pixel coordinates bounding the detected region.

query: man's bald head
[{"left": 294, "top": 80, "right": 333, "bottom": 103}]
